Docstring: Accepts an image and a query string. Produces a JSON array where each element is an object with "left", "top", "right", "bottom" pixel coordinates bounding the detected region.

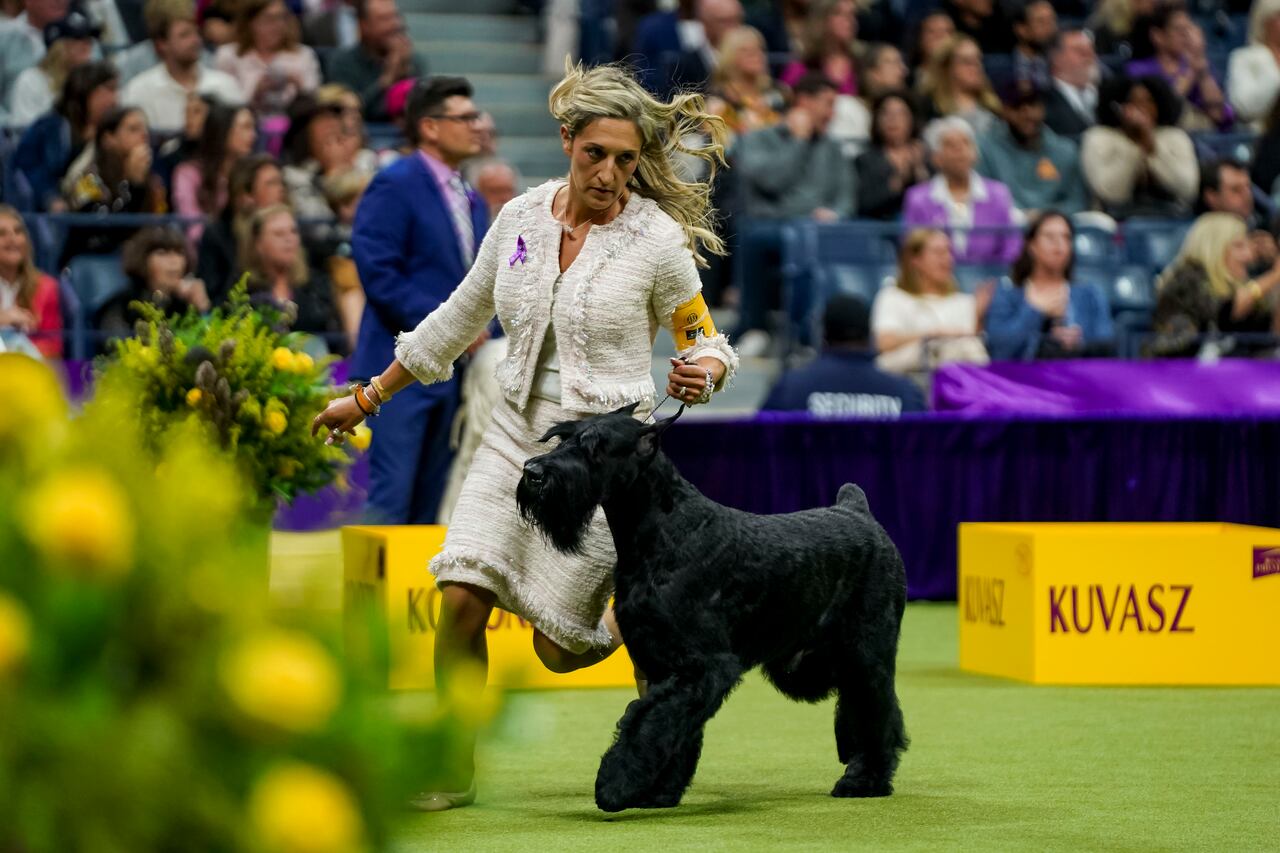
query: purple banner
[
  {"left": 933, "top": 359, "right": 1280, "bottom": 416},
  {"left": 661, "top": 413, "right": 1280, "bottom": 600}
]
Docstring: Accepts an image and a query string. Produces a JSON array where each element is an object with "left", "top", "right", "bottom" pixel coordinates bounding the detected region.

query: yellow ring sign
[
  {"left": 342, "top": 525, "right": 636, "bottom": 690},
  {"left": 959, "top": 522, "right": 1280, "bottom": 685}
]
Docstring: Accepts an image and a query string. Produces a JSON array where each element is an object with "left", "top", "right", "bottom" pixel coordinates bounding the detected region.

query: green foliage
[
  {"left": 94, "top": 279, "right": 353, "bottom": 510},
  {"left": 0, "top": 355, "right": 486, "bottom": 853}
]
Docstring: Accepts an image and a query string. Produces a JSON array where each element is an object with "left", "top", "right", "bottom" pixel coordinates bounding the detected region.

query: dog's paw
[
  {"left": 595, "top": 779, "right": 640, "bottom": 813},
  {"left": 596, "top": 780, "right": 683, "bottom": 812},
  {"left": 831, "top": 776, "right": 893, "bottom": 798},
  {"left": 596, "top": 793, "right": 682, "bottom": 812},
  {"left": 596, "top": 793, "right": 629, "bottom": 813}
]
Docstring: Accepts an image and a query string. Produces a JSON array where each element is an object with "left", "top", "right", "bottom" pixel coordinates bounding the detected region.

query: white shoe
[{"left": 409, "top": 780, "right": 477, "bottom": 812}]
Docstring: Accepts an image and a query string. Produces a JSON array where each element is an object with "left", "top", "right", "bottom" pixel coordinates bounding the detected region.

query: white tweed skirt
[{"left": 429, "top": 395, "right": 640, "bottom": 654}]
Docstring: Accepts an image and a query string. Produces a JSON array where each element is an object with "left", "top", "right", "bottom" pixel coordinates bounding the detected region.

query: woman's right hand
[
  {"left": 179, "top": 277, "right": 212, "bottom": 313},
  {"left": 125, "top": 145, "right": 152, "bottom": 184},
  {"left": 0, "top": 306, "right": 36, "bottom": 332},
  {"left": 311, "top": 394, "right": 367, "bottom": 445}
]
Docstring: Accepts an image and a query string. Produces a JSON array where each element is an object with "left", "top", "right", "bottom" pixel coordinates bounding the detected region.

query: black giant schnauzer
[{"left": 516, "top": 403, "right": 908, "bottom": 812}]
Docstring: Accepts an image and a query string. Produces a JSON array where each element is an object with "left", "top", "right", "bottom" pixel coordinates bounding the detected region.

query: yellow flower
[
  {"left": 186, "top": 388, "right": 203, "bottom": 406},
  {"left": 0, "top": 354, "right": 68, "bottom": 442},
  {"left": 219, "top": 629, "right": 341, "bottom": 732},
  {"left": 271, "top": 347, "right": 297, "bottom": 372},
  {"left": 0, "top": 592, "right": 32, "bottom": 675},
  {"left": 23, "top": 469, "right": 135, "bottom": 579},
  {"left": 264, "top": 411, "right": 288, "bottom": 435},
  {"left": 348, "top": 424, "right": 372, "bottom": 451},
  {"left": 249, "top": 762, "right": 365, "bottom": 853},
  {"left": 293, "top": 352, "right": 315, "bottom": 373}
]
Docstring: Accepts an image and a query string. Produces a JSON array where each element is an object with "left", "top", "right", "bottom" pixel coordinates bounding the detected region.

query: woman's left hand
[
  {"left": 311, "top": 395, "right": 367, "bottom": 444},
  {"left": 1049, "top": 324, "right": 1084, "bottom": 350},
  {"left": 666, "top": 357, "right": 714, "bottom": 405}
]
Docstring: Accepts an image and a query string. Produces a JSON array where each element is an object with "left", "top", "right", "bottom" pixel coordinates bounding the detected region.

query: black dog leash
[{"left": 645, "top": 395, "right": 687, "bottom": 424}]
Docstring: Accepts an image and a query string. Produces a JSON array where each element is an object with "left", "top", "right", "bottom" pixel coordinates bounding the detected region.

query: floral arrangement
[
  {"left": 0, "top": 355, "right": 495, "bottom": 851},
  {"left": 95, "top": 281, "right": 368, "bottom": 511}
]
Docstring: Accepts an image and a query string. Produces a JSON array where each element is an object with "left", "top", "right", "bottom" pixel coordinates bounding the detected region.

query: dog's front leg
[{"left": 595, "top": 656, "right": 742, "bottom": 812}]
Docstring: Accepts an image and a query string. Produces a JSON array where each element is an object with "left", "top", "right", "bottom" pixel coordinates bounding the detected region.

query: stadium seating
[
  {"left": 0, "top": 130, "right": 27, "bottom": 211},
  {"left": 1121, "top": 219, "right": 1193, "bottom": 269},
  {"left": 1192, "top": 131, "right": 1255, "bottom": 163},
  {"left": 63, "top": 253, "right": 128, "bottom": 357},
  {"left": 57, "top": 276, "right": 84, "bottom": 361},
  {"left": 1073, "top": 226, "right": 1121, "bottom": 265}
]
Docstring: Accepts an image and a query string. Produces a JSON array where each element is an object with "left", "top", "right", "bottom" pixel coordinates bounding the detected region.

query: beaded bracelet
[{"left": 694, "top": 367, "right": 714, "bottom": 405}]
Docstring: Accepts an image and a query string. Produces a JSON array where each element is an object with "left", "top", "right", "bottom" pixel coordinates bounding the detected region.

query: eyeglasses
[{"left": 427, "top": 112, "right": 484, "bottom": 126}]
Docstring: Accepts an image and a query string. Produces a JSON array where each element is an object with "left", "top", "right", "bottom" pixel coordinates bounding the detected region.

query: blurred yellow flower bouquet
[
  {"left": 0, "top": 355, "right": 491, "bottom": 851},
  {"left": 95, "top": 281, "right": 365, "bottom": 512}
]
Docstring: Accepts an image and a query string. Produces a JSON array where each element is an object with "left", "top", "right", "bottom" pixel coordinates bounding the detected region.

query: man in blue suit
[{"left": 351, "top": 76, "right": 488, "bottom": 524}]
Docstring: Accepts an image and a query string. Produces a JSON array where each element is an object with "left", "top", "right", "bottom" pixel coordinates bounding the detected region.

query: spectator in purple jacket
[
  {"left": 902, "top": 116, "right": 1020, "bottom": 264},
  {"left": 1126, "top": 1, "right": 1233, "bottom": 131}
]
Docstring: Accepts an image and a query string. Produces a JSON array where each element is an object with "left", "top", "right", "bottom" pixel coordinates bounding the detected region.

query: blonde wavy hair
[
  {"left": 0, "top": 205, "right": 44, "bottom": 310},
  {"left": 1159, "top": 213, "right": 1247, "bottom": 301},
  {"left": 1089, "top": 0, "right": 1138, "bottom": 38},
  {"left": 896, "top": 228, "right": 957, "bottom": 296},
  {"left": 713, "top": 25, "right": 771, "bottom": 92},
  {"left": 548, "top": 60, "right": 728, "bottom": 267},
  {"left": 38, "top": 40, "right": 80, "bottom": 99},
  {"left": 919, "top": 35, "right": 1000, "bottom": 117}
]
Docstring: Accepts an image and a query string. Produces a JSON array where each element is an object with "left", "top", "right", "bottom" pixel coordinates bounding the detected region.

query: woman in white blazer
[{"left": 312, "top": 62, "right": 739, "bottom": 810}]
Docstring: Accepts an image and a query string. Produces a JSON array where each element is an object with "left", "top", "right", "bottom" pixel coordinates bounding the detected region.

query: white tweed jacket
[{"left": 394, "top": 180, "right": 739, "bottom": 414}]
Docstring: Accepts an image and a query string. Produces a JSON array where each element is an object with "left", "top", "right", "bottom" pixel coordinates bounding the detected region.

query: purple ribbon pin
[{"left": 509, "top": 236, "right": 527, "bottom": 267}]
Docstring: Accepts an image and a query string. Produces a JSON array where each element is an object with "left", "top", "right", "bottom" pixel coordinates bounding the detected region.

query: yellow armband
[{"left": 672, "top": 293, "right": 717, "bottom": 346}]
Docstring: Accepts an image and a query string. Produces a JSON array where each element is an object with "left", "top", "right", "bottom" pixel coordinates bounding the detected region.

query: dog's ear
[
  {"left": 636, "top": 422, "right": 665, "bottom": 459},
  {"left": 610, "top": 401, "right": 641, "bottom": 417},
  {"left": 579, "top": 428, "right": 602, "bottom": 459},
  {"left": 537, "top": 421, "right": 578, "bottom": 444}
]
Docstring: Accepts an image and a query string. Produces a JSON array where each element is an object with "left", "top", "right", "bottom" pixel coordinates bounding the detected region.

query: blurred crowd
[
  {"left": 1, "top": 0, "right": 1278, "bottom": 417},
  {"left": 0, "top": 0, "right": 520, "bottom": 361},
  {"left": 584, "top": 0, "right": 1280, "bottom": 378}
]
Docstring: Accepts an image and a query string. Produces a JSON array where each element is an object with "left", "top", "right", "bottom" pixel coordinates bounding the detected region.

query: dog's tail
[{"left": 835, "top": 483, "right": 871, "bottom": 514}]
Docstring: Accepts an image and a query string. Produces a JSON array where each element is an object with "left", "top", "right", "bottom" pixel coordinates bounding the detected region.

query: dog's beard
[{"left": 516, "top": 472, "right": 599, "bottom": 555}]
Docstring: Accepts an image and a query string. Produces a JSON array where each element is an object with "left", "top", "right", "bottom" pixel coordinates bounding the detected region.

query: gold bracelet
[
  {"left": 370, "top": 375, "right": 393, "bottom": 402},
  {"left": 1248, "top": 280, "right": 1264, "bottom": 301}
]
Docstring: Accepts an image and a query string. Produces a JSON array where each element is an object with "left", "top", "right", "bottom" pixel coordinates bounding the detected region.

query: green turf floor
[{"left": 393, "top": 603, "right": 1280, "bottom": 852}]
